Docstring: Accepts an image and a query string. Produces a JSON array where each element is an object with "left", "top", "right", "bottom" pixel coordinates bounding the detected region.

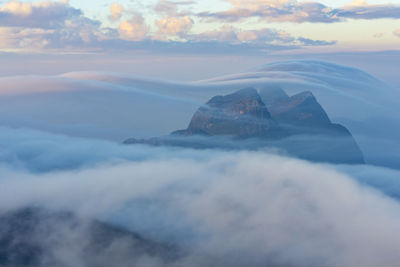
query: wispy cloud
[
  {"left": 189, "top": 25, "right": 336, "bottom": 47},
  {"left": 337, "top": 1, "right": 400, "bottom": 20},
  {"left": 0, "top": 0, "right": 81, "bottom": 28},
  {"left": 109, "top": 2, "right": 124, "bottom": 22},
  {"left": 198, "top": 0, "right": 337, "bottom": 23},
  {"left": 197, "top": 0, "right": 400, "bottom": 23}
]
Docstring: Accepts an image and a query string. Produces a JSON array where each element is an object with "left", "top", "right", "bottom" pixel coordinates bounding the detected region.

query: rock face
[
  {"left": 125, "top": 87, "right": 364, "bottom": 164},
  {"left": 175, "top": 88, "right": 280, "bottom": 138},
  {"left": 263, "top": 89, "right": 332, "bottom": 135},
  {"left": 259, "top": 85, "right": 289, "bottom": 107}
]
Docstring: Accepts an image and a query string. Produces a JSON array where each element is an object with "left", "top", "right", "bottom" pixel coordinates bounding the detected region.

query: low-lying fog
[{"left": 0, "top": 60, "right": 399, "bottom": 267}]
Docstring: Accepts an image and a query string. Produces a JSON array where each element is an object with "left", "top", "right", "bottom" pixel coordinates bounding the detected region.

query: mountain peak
[
  {"left": 182, "top": 88, "right": 279, "bottom": 138},
  {"left": 268, "top": 90, "right": 331, "bottom": 130},
  {"left": 125, "top": 87, "right": 364, "bottom": 164},
  {"left": 258, "top": 85, "right": 289, "bottom": 107}
]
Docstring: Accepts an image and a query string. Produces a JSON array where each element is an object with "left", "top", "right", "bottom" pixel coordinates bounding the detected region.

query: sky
[{"left": 0, "top": 0, "right": 399, "bottom": 55}]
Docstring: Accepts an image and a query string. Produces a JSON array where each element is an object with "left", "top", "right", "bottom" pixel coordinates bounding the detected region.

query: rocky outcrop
[
  {"left": 125, "top": 87, "right": 364, "bottom": 164},
  {"left": 175, "top": 88, "right": 280, "bottom": 138},
  {"left": 269, "top": 91, "right": 330, "bottom": 127}
]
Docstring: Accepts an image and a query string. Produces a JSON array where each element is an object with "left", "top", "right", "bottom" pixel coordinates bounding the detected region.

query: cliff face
[
  {"left": 125, "top": 87, "right": 365, "bottom": 164},
  {"left": 179, "top": 88, "right": 280, "bottom": 138}
]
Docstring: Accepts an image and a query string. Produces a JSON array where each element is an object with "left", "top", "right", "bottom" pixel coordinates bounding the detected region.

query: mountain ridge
[{"left": 125, "top": 86, "right": 364, "bottom": 164}]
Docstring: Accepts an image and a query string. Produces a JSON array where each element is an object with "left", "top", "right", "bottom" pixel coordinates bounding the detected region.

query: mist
[
  {"left": 1, "top": 126, "right": 400, "bottom": 266},
  {"left": 0, "top": 60, "right": 398, "bottom": 168}
]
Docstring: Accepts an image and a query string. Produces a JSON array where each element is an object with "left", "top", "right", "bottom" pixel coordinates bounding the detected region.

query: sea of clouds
[
  {"left": 0, "top": 60, "right": 399, "bottom": 266},
  {"left": 1, "top": 126, "right": 400, "bottom": 267}
]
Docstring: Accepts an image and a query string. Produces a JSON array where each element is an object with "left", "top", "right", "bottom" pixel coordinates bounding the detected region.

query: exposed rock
[
  {"left": 267, "top": 91, "right": 332, "bottom": 134},
  {"left": 177, "top": 88, "right": 280, "bottom": 138},
  {"left": 124, "top": 87, "right": 364, "bottom": 164},
  {"left": 259, "top": 85, "right": 289, "bottom": 107}
]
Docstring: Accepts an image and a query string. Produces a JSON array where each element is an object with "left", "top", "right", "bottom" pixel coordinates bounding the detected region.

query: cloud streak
[
  {"left": 198, "top": 0, "right": 400, "bottom": 23},
  {"left": 0, "top": 0, "right": 81, "bottom": 28}
]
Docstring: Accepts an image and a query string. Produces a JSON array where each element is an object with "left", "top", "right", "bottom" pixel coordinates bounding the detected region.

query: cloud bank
[
  {"left": 0, "top": 0, "right": 399, "bottom": 53},
  {"left": 1, "top": 127, "right": 400, "bottom": 266},
  {"left": 198, "top": 0, "right": 400, "bottom": 23},
  {"left": 0, "top": 0, "right": 339, "bottom": 53}
]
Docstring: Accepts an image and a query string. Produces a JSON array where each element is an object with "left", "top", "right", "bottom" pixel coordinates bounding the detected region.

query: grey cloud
[
  {"left": 297, "top": 37, "right": 337, "bottom": 46},
  {"left": 0, "top": 1, "right": 82, "bottom": 29},
  {"left": 336, "top": 3, "right": 400, "bottom": 20},
  {"left": 197, "top": 1, "right": 337, "bottom": 23},
  {"left": 0, "top": 1, "right": 336, "bottom": 52},
  {"left": 0, "top": 1, "right": 115, "bottom": 51},
  {"left": 197, "top": 1, "right": 400, "bottom": 23}
]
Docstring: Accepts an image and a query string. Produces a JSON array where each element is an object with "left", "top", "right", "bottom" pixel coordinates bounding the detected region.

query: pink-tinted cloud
[
  {"left": 197, "top": 0, "right": 400, "bottom": 23},
  {"left": 109, "top": 2, "right": 124, "bottom": 22},
  {"left": 118, "top": 14, "right": 149, "bottom": 41},
  {"left": 393, "top": 29, "right": 400, "bottom": 38},
  {"left": 156, "top": 16, "right": 193, "bottom": 38},
  {"left": 0, "top": 1, "right": 82, "bottom": 28}
]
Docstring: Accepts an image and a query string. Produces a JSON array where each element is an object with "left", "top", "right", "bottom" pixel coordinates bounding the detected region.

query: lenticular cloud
[{"left": 0, "top": 60, "right": 398, "bottom": 168}]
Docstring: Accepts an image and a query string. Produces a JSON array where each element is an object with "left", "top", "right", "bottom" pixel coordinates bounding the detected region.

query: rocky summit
[
  {"left": 125, "top": 87, "right": 365, "bottom": 164},
  {"left": 175, "top": 88, "right": 280, "bottom": 138}
]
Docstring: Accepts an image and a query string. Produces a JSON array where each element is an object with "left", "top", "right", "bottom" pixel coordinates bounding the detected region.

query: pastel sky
[{"left": 0, "top": 0, "right": 399, "bottom": 54}]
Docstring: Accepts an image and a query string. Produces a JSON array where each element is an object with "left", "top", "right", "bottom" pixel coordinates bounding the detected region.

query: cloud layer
[
  {"left": 0, "top": 60, "right": 398, "bottom": 168},
  {"left": 1, "top": 126, "right": 400, "bottom": 266},
  {"left": 0, "top": 0, "right": 399, "bottom": 53},
  {"left": 199, "top": 0, "right": 400, "bottom": 23},
  {"left": 0, "top": 0, "right": 342, "bottom": 52}
]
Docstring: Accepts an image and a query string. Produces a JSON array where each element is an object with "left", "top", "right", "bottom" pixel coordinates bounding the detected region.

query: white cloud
[
  {"left": 155, "top": 16, "right": 193, "bottom": 37},
  {"left": 1, "top": 127, "right": 400, "bottom": 266},
  {"left": 0, "top": 0, "right": 114, "bottom": 51},
  {"left": 0, "top": 1, "right": 33, "bottom": 16},
  {"left": 193, "top": 26, "right": 295, "bottom": 44},
  {"left": 118, "top": 14, "right": 149, "bottom": 41},
  {"left": 109, "top": 2, "right": 124, "bottom": 22},
  {"left": 0, "top": 26, "right": 52, "bottom": 49},
  {"left": 0, "top": 0, "right": 336, "bottom": 52},
  {"left": 192, "top": 25, "right": 334, "bottom": 47}
]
